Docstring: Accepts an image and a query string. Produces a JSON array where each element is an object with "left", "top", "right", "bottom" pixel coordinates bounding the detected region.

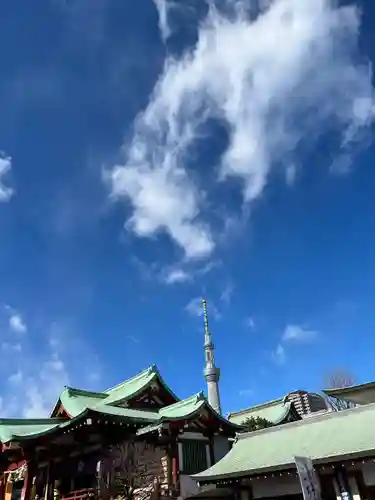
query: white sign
[{"left": 294, "top": 456, "right": 321, "bottom": 500}]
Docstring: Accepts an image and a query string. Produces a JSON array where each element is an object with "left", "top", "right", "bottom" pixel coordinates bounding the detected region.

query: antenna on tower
[
  {"left": 202, "top": 298, "right": 209, "bottom": 332},
  {"left": 202, "top": 298, "right": 212, "bottom": 346}
]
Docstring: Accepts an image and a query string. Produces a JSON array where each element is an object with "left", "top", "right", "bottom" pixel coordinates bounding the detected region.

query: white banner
[{"left": 294, "top": 456, "right": 321, "bottom": 500}]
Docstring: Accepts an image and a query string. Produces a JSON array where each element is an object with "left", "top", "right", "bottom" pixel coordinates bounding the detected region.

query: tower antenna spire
[
  {"left": 202, "top": 298, "right": 222, "bottom": 415},
  {"left": 202, "top": 297, "right": 211, "bottom": 345}
]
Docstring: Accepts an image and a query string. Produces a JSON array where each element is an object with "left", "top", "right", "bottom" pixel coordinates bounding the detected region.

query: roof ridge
[
  {"left": 65, "top": 387, "right": 107, "bottom": 398},
  {"left": 228, "top": 397, "right": 284, "bottom": 418},
  {"left": 105, "top": 365, "right": 158, "bottom": 393},
  {"left": 236, "top": 400, "right": 375, "bottom": 441}
]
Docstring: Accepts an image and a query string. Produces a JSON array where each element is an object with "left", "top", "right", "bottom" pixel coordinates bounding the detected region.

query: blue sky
[{"left": 0, "top": 0, "right": 375, "bottom": 418}]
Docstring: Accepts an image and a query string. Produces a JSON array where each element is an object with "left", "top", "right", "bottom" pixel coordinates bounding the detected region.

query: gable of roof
[{"left": 194, "top": 402, "right": 375, "bottom": 482}]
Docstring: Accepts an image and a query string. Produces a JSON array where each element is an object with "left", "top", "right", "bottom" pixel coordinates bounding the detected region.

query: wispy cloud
[
  {"left": 154, "top": 0, "right": 173, "bottom": 43},
  {"left": 4, "top": 305, "right": 27, "bottom": 334},
  {"left": 127, "top": 335, "right": 141, "bottom": 344},
  {"left": 244, "top": 316, "right": 255, "bottom": 330},
  {"left": 271, "top": 323, "right": 317, "bottom": 364},
  {"left": 0, "top": 155, "right": 14, "bottom": 202},
  {"left": 162, "top": 267, "right": 192, "bottom": 285},
  {"left": 9, "top": 313, "right": 27, "bottom": 334},
  {"left": 8, "top": 370, "right": 23, "bottom": 385},
  {"left": 220, "top": 282, "right": 234, "bottom": 305},
  {"left": 272, "top": 343, "right": 286, "bottom": 365},
  {"left": 160, "top": 258, "right": 221, "bottom": 286},
  {"left": 282, "top": 324, "right": 317, "bottom": 342},
  {"left": 239, "top": 388, "right": 253, "bottom": 397},
  {"left": 108, "top": 0, "right": 375, "bottom": 259},
  {"left": 1, "top": 342, "right": 22, "bottom": 352},
  {"left": 0, "top": 317, "right": 102, "bottom": 418}
]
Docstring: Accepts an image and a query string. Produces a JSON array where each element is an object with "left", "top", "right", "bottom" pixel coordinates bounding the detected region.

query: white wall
[{"left": 252, "top": 475, "right": 301, "bottom": 498}]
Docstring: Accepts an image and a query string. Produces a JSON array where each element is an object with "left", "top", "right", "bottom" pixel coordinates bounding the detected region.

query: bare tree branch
[{"left": 324, "top": 368, "right": 356, "bottom": 411}]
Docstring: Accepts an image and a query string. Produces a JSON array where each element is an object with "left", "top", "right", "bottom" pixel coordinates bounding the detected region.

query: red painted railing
[{"left": 61, "top": 488, "right": 95, "bottom": 500}]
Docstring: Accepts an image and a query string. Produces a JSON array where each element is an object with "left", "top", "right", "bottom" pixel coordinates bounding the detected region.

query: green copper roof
[
  {"left": 228, "top": 398, "right": 290, "bottom": 425},
  {"left": 194, "top": 403, "right": 375, "bottom": 482},
  {"left": 0, "top": 392, "right": 239, "bottom": 444},
  {"left": 104, "top": 365, "right": 178, "bottom": 406},
  {"left": 57, "top": 365, "right": 179, "bottom": 418},
  {"left": 159, "top": 393, "right": 206, "bottom": 420},
  {"left": 60, "top": 388, "right": 107, "bottom": 417},
  {"left": 0, "top": 419, "right": 63, "bottom": 443}
]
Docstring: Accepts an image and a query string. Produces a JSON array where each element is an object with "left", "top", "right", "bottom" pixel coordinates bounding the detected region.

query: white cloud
[
  {"left": 220, "top": 283, "right": 234, "bottom": 305},
  {"left": 0, "top": 155, "right": 14, "bottom": 202},
  {"left": 109, "top": 0, "right": 374, "bottom": 258},
  {"left": 160, "top": 258, "right": 220, "bottom": 285},
  {"left": 285, "top": 164, "right": 297, "bottom": 186},
  {"left": 109, "top": 162, "right": 214, "bottom": 260},
  {"left": 282, "top": 324, "right": 317, "bottom": 342},
  {"left": 272, "top": 343, "right": 286, "bottom": 364},
  {"left": 127, "top": 335, "right": 141, "bottom": 344},
  {"left": 8, "top": 370, "right": 23, "bottom": 385},
  {"left": 239, "top": 388, "right": 253, "bottom": 397},
  {"left": 163, "top": 267, "right": 191, "bottom": 284},
  {"left": 9, "top": 313, "right": 27, "bottom": 334},
  {"left": 245, "top": 316, "right": 255, "bottom": 330},
  {"left": 0, "top": 319, "right": 102, "bottom": 418},
  {"left": 1, "top": 342, "right": 22, "bottom": 352},
  {"left": 154, "top": 0, "right": 173, "bottom": 42},
  {"left": 23, "top": 351, "right": 70, "bottom": 418}
]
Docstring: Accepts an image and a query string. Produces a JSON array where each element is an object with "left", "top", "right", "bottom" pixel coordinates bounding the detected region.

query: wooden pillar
[
  {"left": 4, "top": 476, "right": 13, "bottom": 500},
  {"left": 44, "top": 463, "right": 51, "bottom": 500},
  {"left": 0, "top": 475, "right": 5, "bottom": 500},
  {"left": 21, "top": 464, "right": 34, "bottom": 500},
  {"left": 170, "top": 438, "right": 179, "bottom": 491}
]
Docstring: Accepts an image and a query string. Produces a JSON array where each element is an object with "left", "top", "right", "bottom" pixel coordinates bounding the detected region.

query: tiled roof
[
  {"left": 104, "top": 365, "right": 178, "bottom": 405},
  {"left": 0, "top": 391, "right": 240, "bottom": 444},
  {"left": 0, "top": 418, "right": 63, "bottom": 443},
  {"left": 228, "top": 398, "right": 289, "bottom": 425},
  {"left": 194, "top": 403, "right": 375, "bottom": 482},
  {"left": 59, "top": 365, "right": 179, "bottom": 418}
]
